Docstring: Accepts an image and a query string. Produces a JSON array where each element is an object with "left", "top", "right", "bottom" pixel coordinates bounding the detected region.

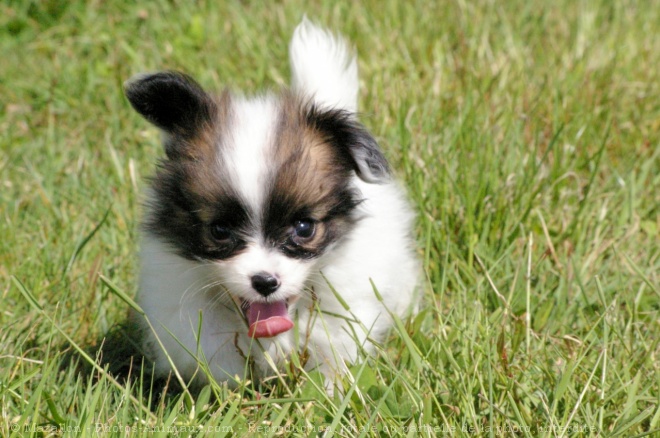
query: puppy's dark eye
[
  {"left": 292, "top": 219, "right": 316, "bottom": 243},
  {"left": 210, "top": 224, "right": 233, "bottom": 243}
]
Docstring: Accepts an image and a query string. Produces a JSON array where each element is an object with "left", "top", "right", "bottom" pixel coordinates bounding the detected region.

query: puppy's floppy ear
[
  {"left": 124, "top": 71, "right": 216, "bottom": 138},
  {"left": 306, "top": 106, "right": 390, "bottom": 183},
  {"left": 346, "top": 124, "right": 390, "bottom": 183}
]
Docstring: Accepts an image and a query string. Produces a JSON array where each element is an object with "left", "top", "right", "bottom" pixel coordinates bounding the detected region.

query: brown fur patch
[
  {"left": 261, "top": 93, "right": 362, "bottom": 258},
  {"left": 272, "top": 94, "right": 355, "bottom": 215}
]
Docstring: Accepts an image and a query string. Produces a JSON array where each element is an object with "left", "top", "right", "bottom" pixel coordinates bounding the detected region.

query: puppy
[{"left": 124, "top": 18, "right": 419, "bottom": 388}]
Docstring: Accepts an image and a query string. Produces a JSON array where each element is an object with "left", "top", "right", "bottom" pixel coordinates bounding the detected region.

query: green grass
[{"left": 2, "top": 0, "right": 659, "bottom": 436}]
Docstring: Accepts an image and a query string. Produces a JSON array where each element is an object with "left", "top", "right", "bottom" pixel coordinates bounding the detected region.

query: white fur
[
  {"left": 222, "top": 96, "right": 278, "bottom": 215},
  {"left": 290, "top": 16, "right": 359, "bottom": 113},
  {"left": 138, "top": 19, "right": 419, "bottom": 388}
]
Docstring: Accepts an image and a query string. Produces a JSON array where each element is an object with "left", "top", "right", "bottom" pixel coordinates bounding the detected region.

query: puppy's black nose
[{"left": 251, "top": 272, "right": 280, "bottom": 296}]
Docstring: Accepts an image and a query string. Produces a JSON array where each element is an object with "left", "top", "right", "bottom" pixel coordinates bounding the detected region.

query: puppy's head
[{"left": 125, "top": 20, "right": 390, "bottom": 339}]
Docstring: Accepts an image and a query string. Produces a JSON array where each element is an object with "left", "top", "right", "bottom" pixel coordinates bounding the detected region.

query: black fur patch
[
  {"left": 125, "top": 71, "right": 217, "bottom": 159},
  {"left": 144, "top": 160, "right": 254, "bottom": 261},
  {"left": 263, "top": 185, "right": 362, "bottom": 260}
]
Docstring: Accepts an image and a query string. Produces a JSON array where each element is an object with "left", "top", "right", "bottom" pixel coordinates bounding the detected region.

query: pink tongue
[{"left": 246, "top": 301, "right": 293, "bottom": 338}]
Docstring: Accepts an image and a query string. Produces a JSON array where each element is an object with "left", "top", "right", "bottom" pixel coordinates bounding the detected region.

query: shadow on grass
[{"left": 59, "top": 321, "right": 186, "bottom": 407}]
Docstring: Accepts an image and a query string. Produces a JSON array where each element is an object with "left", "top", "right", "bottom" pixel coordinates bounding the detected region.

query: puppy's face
[{"left": 126, "top": 72, "right": 389, "bottom": 337}]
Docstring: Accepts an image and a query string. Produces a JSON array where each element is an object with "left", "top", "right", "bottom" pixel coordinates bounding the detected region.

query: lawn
[{"left": 1, "top": 0, "right": 659, "bottom": 436}]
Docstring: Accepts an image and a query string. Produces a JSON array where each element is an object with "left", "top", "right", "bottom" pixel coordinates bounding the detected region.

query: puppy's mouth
[{"left": 241, "top": 299, "right": 294, "bottom": 339}]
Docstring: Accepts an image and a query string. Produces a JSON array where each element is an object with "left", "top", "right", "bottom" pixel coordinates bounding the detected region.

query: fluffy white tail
[{"left": 289, "top": 17, "right": 359, "bottom": 113}]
